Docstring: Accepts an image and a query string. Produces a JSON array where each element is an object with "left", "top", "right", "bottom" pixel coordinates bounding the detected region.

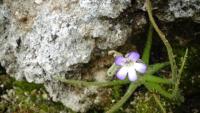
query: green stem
[
  {"left": 105, "top": 81, "right": 142, "bottom": 113},
  {"left": 107, "top": 50, "right": 123, "bottom": 77},
  {"left": 146, "top": 0, "right": 178, "bottom": 82},
  {"left": 142, "top": 24, "right": 153, "bottom": 65},
  {"left": 56, "top": 77, "right": 130, "bottom": 87},
  {"left": 153, "top": 94, "right": 166, "bottom": 113},
  {"left": 107, "top": 63, "right": 120, "bottom": 77}
]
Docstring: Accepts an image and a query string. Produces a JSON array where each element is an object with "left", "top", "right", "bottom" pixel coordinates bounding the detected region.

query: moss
[
  {"left": 0, "top": 76, "right": 74, "bottom": 113},
  {"left": 113, "top": 86, "right": 121, "bottom": 98},
  {"left": 13, "top": 80, "right": 43, "bottom": 92},
  {"left": 128, "top": 92, "right": 172, "bottom": 113}
]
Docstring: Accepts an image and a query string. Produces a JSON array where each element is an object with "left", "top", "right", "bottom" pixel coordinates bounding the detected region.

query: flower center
[{"left": 124, "top": 58, "right": 135, "bottom": 67}]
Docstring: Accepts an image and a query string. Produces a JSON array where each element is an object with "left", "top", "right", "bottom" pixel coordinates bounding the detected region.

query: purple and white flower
[{"left": 115, "top": 51, "right": 147, "bottom": 82}]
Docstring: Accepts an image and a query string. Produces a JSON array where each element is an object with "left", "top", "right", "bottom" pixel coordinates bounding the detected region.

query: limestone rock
[
  {"left": 169, "top": 0, "right": 200, "bottom": 19},
  {"left": 0, "top": 0, "right": 131, "bottom": 112}
]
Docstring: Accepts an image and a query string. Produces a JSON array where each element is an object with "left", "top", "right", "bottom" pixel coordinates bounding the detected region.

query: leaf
[
  {"left": 142, "top": 24, "right": 153, "bottom": 65},
  {"left": 56, "top": 77, "right": 130, "bottom": 87},
  {"left": 144, "top": 75, "right": 173, "bottom": 84},
  {"left": 146, "top": 62, "right": 169, "bottom": 75},
  {"left": 144, "top": 82, "right": 173, "bottom": 99},
  {"left": 105, "top": 81, "right": 142, "bottom": 113}
]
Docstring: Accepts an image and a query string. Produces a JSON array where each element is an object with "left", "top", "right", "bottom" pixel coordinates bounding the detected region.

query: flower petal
[
  {"left": 116, "top": 67, "right": 128, "bottom": 80},
  {"left": 126, "top": 51, "right": 140, "bottom": 62},
  {"left": 127, "top": 67, "right": 137, "bottom": 81},
  {"left": 115, "top": 56, "right": 126, "bottom": 66},
  {"left": 134, "top": 63, "right": 147, "bottom": 73}
]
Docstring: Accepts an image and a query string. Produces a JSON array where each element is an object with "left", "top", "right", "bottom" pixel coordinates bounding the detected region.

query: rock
[
  {"left": 0, "top": 0, "right": 131, "bottom": 112},
  {"left": 156, "top": 0, "right": 200, "bottom": 22},
  {"left": 169, "top": 0, "right": 200, "bottom": 19},
  {"left": 134, "top": 0, "right": 200, "bottom": 22}
]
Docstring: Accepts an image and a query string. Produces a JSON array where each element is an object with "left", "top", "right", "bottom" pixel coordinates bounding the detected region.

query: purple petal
[
  {"left": 134, "top": 63, "right": 147, "bottom": 73},
  {"left": 126, "top": 51, "right": 140, "bottom": 62},
  {"left": 115, "top": 56, "right": 126, "bottom": 66},
  {"left": 116, "top": 67, "right": 128, "bottom": 80},
  {"left": 127, "top": 67, "right": 137, "bottom": 81}
]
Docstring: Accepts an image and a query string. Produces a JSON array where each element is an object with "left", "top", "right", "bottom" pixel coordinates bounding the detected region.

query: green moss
[
  {"left": 13, "top": 80, "right": 43, "bottom": 92},
  {"left": 0, "top": 76, "right": 74, "bottom": 113},
  {"left": 129, "top": 92, "right": 171, "bottom": 113},
  {"left": 112, "top": 86, "right": 123, "bottom": 100}
]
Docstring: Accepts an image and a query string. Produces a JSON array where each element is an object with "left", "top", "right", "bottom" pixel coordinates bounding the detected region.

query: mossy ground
[{"left": 0, "top": 74, "right": 74, "bottom": 113}]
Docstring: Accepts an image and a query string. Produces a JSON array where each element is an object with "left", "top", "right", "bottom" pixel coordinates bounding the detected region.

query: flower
[{"left": 115, "top": 51, "right": 147, "bottom": 82}]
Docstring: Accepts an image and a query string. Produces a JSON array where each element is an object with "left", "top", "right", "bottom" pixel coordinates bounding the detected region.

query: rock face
[
  {"left": 169, "top": 0, "right": 200, "bottom": 19},
  {"left": 134, "top": 0, "right": 200, "bottom": 22},
  {"left": 0, "top": 0, "right": 131, "bottom": 112},
  {"left": 0, "top": 0, "right": 200, "bottom": 112}
]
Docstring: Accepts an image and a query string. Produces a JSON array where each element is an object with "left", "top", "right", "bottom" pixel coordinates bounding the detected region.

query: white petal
[
  {"left": 116, "top": 66, "right": 128, "bottom": 80},
  {"left": 127, "top": 67, "right": 137, "bottom": 81},
  {"left": 134, "top": 63, "right": 147, "bottom": 73}
]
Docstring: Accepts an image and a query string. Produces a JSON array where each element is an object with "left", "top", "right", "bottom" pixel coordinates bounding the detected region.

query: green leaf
[
  {"left": 142, "top": 24, "right": 153, "bottom": 65},
  {"left": 146, "top": 62, "right": 169, "bottom": 75},
  {"left": 173, "top": 48, "right": 188, "bottom": 101},
  {"left": 144, "top": 75, "right": 173, "bottom": 84},
  {"left": 56, "top": 77, "right": 130, "bottom": 87},
  {"left": 177, "top": 48, "right": 188, "bottom": 84},
  {"left": 144, "top": 82, "right": 173, "bottom": 99}
]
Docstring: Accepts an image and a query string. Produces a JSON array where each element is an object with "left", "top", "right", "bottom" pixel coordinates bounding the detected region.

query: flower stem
[
  {"left": 105, "top": 81, "right": 142, "bottom": 113},
  {"left": 55, "top": 77, "right": 130, "bottom": 87},
  {"left": 145, "top": 0, "right": 178, "bottom": 82},
  {"left": 107, "top": 50, "right": 122, "bottom": 77},
  {"left": 153, "top": 94, "right": 166, "bottom": 113},
  {"left": 107, "top": 63, "right": 120, "bottom": 77}
]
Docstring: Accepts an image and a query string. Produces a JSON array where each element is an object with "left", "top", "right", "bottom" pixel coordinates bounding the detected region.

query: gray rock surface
[
  {"left": 134, "top": 0, "right": 200, "bottom": 22},
  {"left": 159, "top": 0, "right": 200, "bottom": 22},
  {"left": 169, "top": 0, "right": 200, "bottom": 18},
  {"left": 0, "top": 0, "right": 200, "bottom": 112},
  {"left": 0, "top": 0, "right": 131, "bottom": 112}
]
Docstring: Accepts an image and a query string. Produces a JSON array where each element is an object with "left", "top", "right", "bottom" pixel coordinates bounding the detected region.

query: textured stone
[
  {"left": 134, "top": 0, "right": 200, "bottom": 22},
  {"left": 0, "top": 0, "right": 131, "bottom": 112},
  {"left": 158, "top": 0, "right": 200, "bottom": 22},
  {"left": 169, "top": 0, "right": 200, "bottom": 18}
]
